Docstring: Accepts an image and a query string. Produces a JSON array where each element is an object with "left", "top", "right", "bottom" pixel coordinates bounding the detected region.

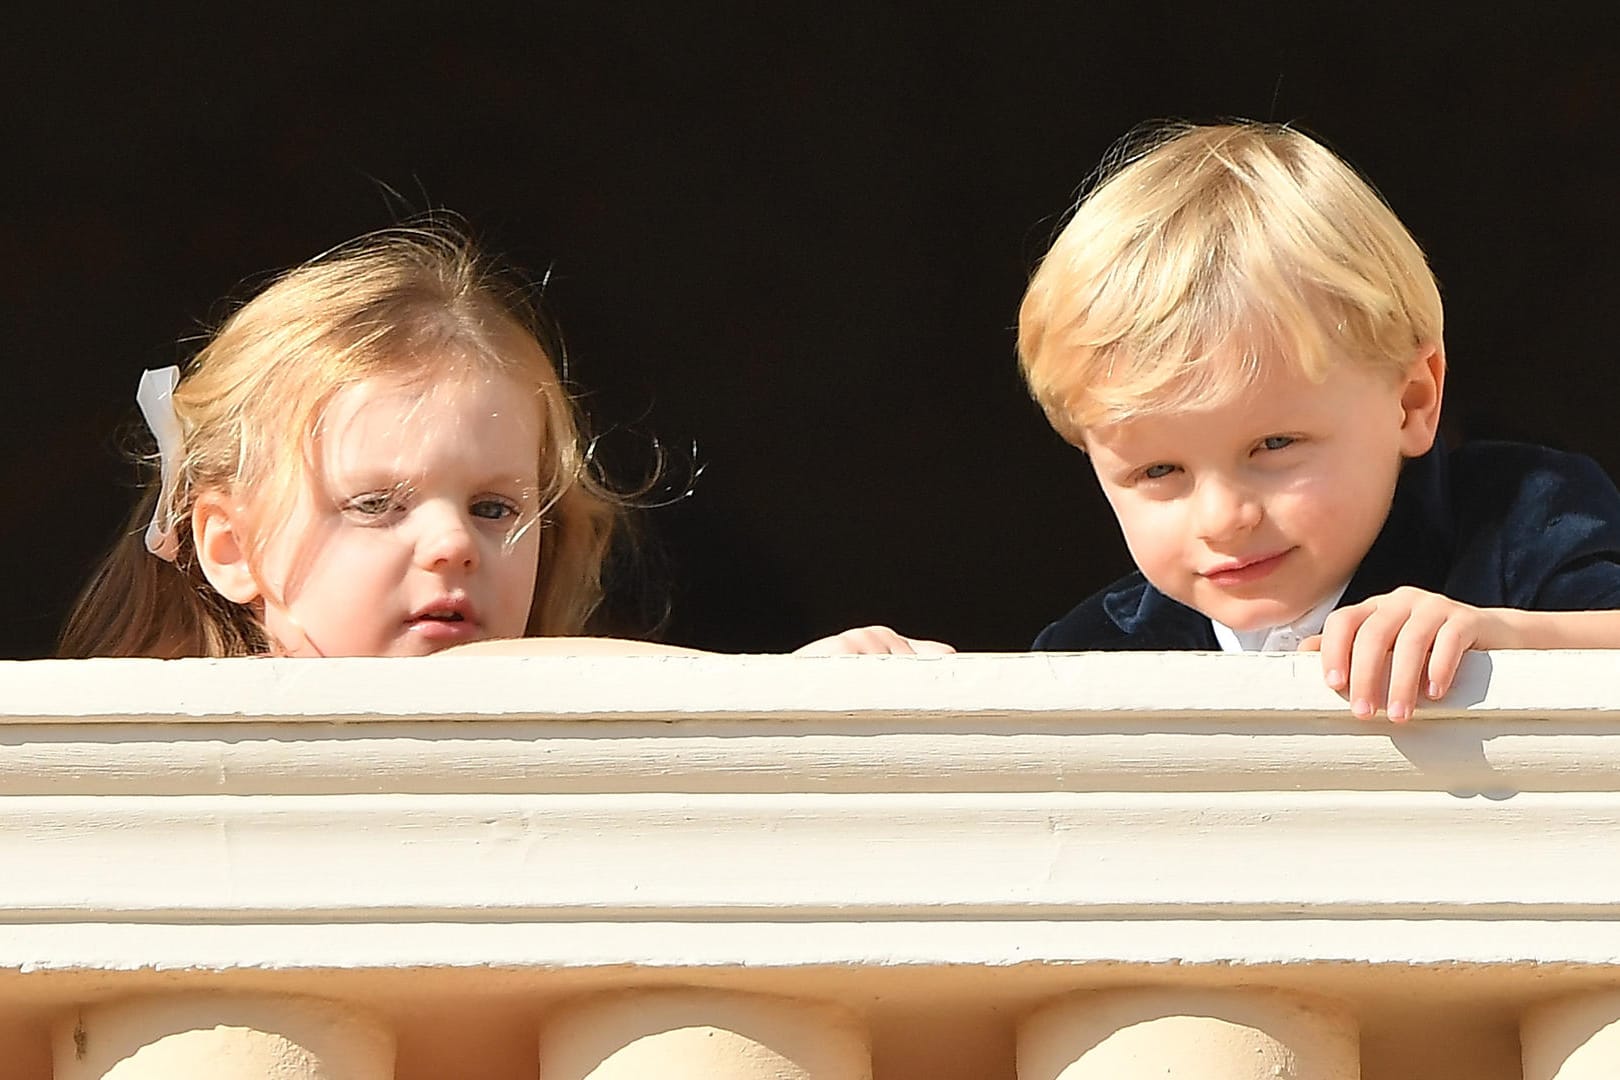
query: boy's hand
[
  {"left": 1300, "top": 586, "right": 1512, "bottom": 722},
  {"left": 793, "top": 625, "right": 956, "bottom": 656}
]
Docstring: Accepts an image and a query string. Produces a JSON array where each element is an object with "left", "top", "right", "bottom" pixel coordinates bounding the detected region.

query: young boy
[{"left": 1019, "top": 121, "right": 1620, "bottom": 720}]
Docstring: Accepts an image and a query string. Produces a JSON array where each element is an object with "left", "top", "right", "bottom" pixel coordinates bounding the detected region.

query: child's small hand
[
  {"left": 1300, "top": 586, "right": 1509, "bottom": 722},
  {"left": 793, "top": 625, "right": 956, "bottom": 656}
]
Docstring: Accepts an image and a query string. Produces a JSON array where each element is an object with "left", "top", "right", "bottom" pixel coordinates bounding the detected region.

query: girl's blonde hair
[
  {"left": 61, "top": 227, "right": 624, "bottom": 657},
  {"left": 1018, "top": 121, "right": 1444, "bottom": 440}
]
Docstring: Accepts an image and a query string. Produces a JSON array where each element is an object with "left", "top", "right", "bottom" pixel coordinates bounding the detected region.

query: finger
[
  {"left": 849, "top": 626, "right": 915, "bottom": 655},
  {"left": 792, "top": 631, "right": 875, "bottom": 655},
  {"left": 1346, "top": 605, "right": 1405, "bottom": 719},
  {"left": 1317, "top": 603, "right": 1373, "bottom": 695},
  {"left": 1385, "top": 607, "right": 1450, "bottom": 722},
  {"left": 794, "top": 626, "right": 917, "bottom": 656},
  {"left": 902, "top": 637, "right": 956, "bottom": 656},
  {"left": 872, "top": 628, "right": 918, "bottom": 655},
  {"left": 1424, "top": 620, "right": 1477, "bottom": 702},
  {"left": 790, "top": 636, "right": 844, "bottom": 656}
]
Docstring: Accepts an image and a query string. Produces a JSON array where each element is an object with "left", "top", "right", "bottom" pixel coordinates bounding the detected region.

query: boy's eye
[
  {"left": 1258, "top": 435, "right": 1296, "bottom": 452},
  {"left": 1141, "top": 463, "right": 1179, "bottom": 480},
  {"left": 470, "top": 498, "right": 519, "bottom": 521}
]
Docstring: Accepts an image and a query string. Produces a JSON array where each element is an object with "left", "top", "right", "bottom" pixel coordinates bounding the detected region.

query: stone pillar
[
  {"left": 1018, "top": 988, "right": 1358, "bottom": 1080},
  {"left": 52, "top": 995, "right": 393, "bottom": 1080},
  {"left": 538, "top": 989, "right": 870, "bottom": 1080},
  {"left": 1523, "top": 990, "right": 1620, "bottom": 1080},
  {"left": 0, "top": 1015, "right": 51, "bottom": 1080}
]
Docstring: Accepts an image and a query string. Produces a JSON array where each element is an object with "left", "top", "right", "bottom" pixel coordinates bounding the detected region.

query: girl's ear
[
  {"left": 1397, "top": 344, "right": 1446, "bottom": 457},
  {"left": 192, "top": 492, "right": 261, "bottom": 605}
]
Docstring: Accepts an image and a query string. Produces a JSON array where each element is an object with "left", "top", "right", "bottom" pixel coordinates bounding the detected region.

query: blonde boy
[{"left": 1020, "top": 122, "right": 1620, "bottom": 720}]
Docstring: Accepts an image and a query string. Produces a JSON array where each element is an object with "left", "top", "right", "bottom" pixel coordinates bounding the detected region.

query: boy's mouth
[{"left": 1201, "top": 548, "right": 1293, "bottom": 585}]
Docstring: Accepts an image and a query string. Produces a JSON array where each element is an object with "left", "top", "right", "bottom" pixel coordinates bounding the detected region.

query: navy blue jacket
[{"left": 1033, "top": 441, "right": 1620, "bottom": 651}]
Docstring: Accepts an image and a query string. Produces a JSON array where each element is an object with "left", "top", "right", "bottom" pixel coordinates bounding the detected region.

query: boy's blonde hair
[
  {"left": 61, "top": 227, "right": 623, "bottom": 657},
  {"left": 1018, "top": 121, "right": 1444, "bottom": 441}
]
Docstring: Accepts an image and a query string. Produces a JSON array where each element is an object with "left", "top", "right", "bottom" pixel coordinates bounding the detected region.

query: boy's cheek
[
  {"left": 1109, "top": 495, "right": 1173, "bottom": 542},
  {"left": 1117, "top": 522, "right": 1179, "bottom": 581},
  {"left": 1093, "top": 478, "right": 1140, "bottom": 519}
]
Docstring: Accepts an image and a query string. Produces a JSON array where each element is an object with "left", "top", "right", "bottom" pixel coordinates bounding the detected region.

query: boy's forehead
[
  {"left": 1069, "top": 335, "right": 1268, "bottom": 425},
  {"left": 1080, "top": 359, "right": 1358, "bottom": 447}
]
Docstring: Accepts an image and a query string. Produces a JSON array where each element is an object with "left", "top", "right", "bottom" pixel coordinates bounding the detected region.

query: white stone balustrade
[{"left": 2, "top": 651, "right": 1620, "bottom": 1078}]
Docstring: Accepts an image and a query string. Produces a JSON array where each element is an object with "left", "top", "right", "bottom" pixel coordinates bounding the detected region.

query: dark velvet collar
[{"left": 1342, "top": 440, "right": 1454, "bottom": 602}]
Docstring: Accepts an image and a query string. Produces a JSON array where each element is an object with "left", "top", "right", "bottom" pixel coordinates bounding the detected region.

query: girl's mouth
[{"left": 407, "top": 597, "right": 479, "bottom": 640}]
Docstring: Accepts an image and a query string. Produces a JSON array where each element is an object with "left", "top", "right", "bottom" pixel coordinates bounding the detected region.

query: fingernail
[
  {"left": 1428, "top": 681, "right": 1442, "bottom": 699},
  {"left": 1388, "top": 701, "right": 1409, "bottom": 723},
  {"left": 1352, "top": 699, "right": 1374, "bottom": 719},
  {"left": 1326, "top": 669, "right": 1346, "bottom": 690}
]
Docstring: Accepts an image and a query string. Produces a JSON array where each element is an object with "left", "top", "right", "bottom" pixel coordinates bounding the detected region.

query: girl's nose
[
  {"left": 1193, "top": 477, "right": 1262, "bottom": 541},
  {"left": 415, "top": 503, "right": 479, "bottom": 571}
]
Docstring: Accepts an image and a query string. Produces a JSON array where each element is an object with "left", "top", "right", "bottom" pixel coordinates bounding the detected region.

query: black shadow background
[{"left": 4, "top": 6, "right": 1617, "bottom": 655}]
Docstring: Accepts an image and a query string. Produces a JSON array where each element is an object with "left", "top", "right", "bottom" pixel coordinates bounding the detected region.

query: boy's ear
[
  {"left": 191, "top": 492, "right": 261, "bottom": 605},
  {"left": 1397, "top": 345, "right": 1446, "bottom": 457}
]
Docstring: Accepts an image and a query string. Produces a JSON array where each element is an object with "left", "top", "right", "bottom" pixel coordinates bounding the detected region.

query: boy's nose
[
  {"left": 1193, "top": 478, "right": 1262, "bottom": 541},
  {"left": 415, "top": 504, "right": 479, "bottom": 571}
]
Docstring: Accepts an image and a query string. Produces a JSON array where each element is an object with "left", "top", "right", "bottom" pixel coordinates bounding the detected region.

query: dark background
[{"left": 4, "top": 6, "right": 1617, "bottom": 656}]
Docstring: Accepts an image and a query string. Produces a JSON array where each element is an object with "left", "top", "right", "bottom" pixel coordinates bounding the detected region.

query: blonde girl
[{"left": 62, "top": 227, "right": 947, "bottom": 659}]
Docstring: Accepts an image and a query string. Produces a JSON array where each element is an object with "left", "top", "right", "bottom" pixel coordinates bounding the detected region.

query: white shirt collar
[{"left": 1210, "top": 582, "right": 1351, "bottom": 653}]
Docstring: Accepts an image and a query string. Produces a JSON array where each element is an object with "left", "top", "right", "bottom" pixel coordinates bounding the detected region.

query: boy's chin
[{"left": 1196, "top": 598, "right": 1316, "bottom": 632}]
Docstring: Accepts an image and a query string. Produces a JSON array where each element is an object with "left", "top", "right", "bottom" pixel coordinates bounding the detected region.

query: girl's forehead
[
  {"left": 320, "top": 368, "right": 535, "bottom": 426},
  {"left": 311, "top": 370, "right": 543, "bottom": 478}
]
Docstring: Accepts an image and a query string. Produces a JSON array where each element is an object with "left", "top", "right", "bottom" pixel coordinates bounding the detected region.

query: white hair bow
[{"left": 135, "top": 366, "right": 184, "bottom": 562}]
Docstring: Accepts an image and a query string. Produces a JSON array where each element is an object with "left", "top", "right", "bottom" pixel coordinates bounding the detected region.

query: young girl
[{"left": 61, "top": 228, "right": 945, "bottom": 659}]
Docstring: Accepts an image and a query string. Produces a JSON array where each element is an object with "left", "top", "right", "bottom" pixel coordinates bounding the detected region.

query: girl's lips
[
  {"left": 406, "top": 616, "right": 483, "bottom": 643},
  {"left": 1201, "top": 549, "right": 1293, "bottom": 586},
  {"left": 406, "top": 597, "right": 481, "bottom": 643}
]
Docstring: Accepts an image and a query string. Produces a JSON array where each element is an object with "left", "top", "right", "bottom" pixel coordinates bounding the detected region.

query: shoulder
[
  {"left": 1033, "top": 579, "right": 1140, "bottom": 650},
  {"left": 1448, "top": 439, "right": 1619, "bottom": 499},
  {"left": 1445, "top": 440, "right": 1620, "bottom": 607},
  {"left": 1446, "top": 440, "right": 1620, "bottom": 533},
  {"left": 1033, "top": 573, "right": 1214, "bottom": 651}
]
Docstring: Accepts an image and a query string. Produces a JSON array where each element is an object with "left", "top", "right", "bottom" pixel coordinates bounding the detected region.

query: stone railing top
[
  {"left": 3, "top": 649, "right": 1619, "bottom": 722},
  {"left": 3, "top": 651, "right": 1620, "bottom": 801}
]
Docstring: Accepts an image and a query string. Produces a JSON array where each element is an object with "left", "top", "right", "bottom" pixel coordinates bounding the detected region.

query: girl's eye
[
  {"left": 1141, "top": 463, "right": 1179, "bottom": 480},
  {"left": 345, "top": 491, "right": 400, "bottom": 517},
  {"left": 1258, "top": 435, "right": 1296, "bottom": 452},
  {"left": 470, "top": 498, "right": 519, "bottom": 522}
]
